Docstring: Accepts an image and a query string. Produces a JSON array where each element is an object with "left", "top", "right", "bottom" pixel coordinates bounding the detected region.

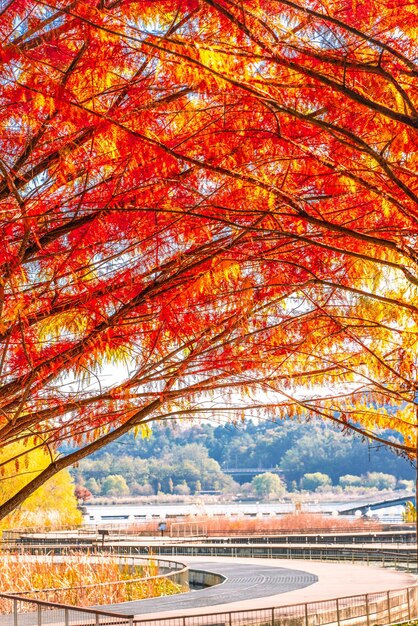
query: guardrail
[
  {"left": 110, "top": 542, "right": 418, "bottom": 571},
  {"left": 5, "top": 541, "right": 418, "bottom": 572},
  {"left": 132, "top": 585, "right": 418, "bottom": 626},
  {"left": 2, "top": 523, "right": 414, "bottom": 543},
  {"left": 4, "top": 529, "right": 416, "bottom": 552},
  {"left": 0, "top": 592, "right": 134, "bottom": 626}
]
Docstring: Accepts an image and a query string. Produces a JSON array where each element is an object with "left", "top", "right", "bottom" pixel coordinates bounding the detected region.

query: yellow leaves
[
  {"left": 295, "top": 219, "right": 305, "bottom": 235},
  {"left": 381, "top": 198, "right": 392, "bottom": 219},
  {"left": 96, "top": 26, "right": 119, "bottom": 44},
  {"left": 95, "top": 124, "right": 121, "bottom": 161},
  {"left": 0, "top": 438, "right": 81, "bottom": 530},
  {"left": 286, "top": 403, "right": 304, "bottom": 419},
  {"left": 198, "top": 47, "right": 220, "bottom": 71},
  {"left": 387, "top": 83, "right": 408, "bottom": 113},
  {"left": 33, "top": 92, "right": 45, "bottom": 110},
  {"left": 83, "top": 340, "right": 128, "bottom": 377},
  {"left": 190, "top": 259, "right": 241, "bottom": 296},
  {"left": 32, "top": 92, "right": 55, "bottom": 116},
  {"left": 196, "top": 45, "right": 234, "bottom": 85},
  {"left": 341, "top": 174, "right": 357, "bottom": 194},
  {"left": 402, "top": 19, "right": 418, "bottom": 40},
  {"left": 38, "top": 312, "right": 89, "bottom": 342},
  {"left": 100, "top": 343, "right": 130, "bottom": 367},
  {"left": 215, "top": 259, "right": 241, "bottom": 282},
  {"left": 133, "top": 423, "right": 152, "bottom": 439}
]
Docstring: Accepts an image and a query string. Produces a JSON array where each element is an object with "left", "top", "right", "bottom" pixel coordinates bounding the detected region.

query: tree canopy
[
  {"left": 0, "top": 439, "right": 82, "bottom": 529},
  {"left": 0, "top": 0, "right": 416, "bottom": 518},
  {"left": 71, "top": 421, "right": 415, "bottom": 494}
]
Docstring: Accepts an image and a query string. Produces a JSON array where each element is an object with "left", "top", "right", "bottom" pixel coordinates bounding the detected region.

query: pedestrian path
[
  {"left": 98, "top": 561, "right": 317, "bottom": 616},
  {"left": 99, "top": 557, "right": 417, "bottom": 619}
]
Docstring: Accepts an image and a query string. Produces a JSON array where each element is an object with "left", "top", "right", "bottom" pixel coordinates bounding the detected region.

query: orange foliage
[{"left": 0, "top": 0, "right": 416, "bottom": 518}]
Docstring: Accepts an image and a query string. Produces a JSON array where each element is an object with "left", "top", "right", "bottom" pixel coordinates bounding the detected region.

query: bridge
[
  {"left": 222, "top": 467, "right": 284, "bottom": 477},
  {"left": 338, "top": 494, "right": 415, "bottom": 515}
]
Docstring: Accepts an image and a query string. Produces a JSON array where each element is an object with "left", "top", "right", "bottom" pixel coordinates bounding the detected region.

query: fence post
[
  {"left": 13, "top": 598, "right": 18, "bottom": 626},
  {"left": 336, "top": 598, "right": 341, "bottom": 626},
  {"left": 387, "top": 591, "right": 391, "bottom": 624},
  {"left": 407, "top": 588, "right": 411, "bottom": 621},
  {"left": 365, "top": 594, "right": 370, "bottom": 626},
  {"left": 64, "top": 608, "right": 69, "bottom": 626},
  {"left": 229, "top": 611, "right": 233, "bottom": 626},
  {"left": 305, "top": 603, "right": 309, "bottom": 626},
  {"left": 272, "top": 607, "right": 275, "bottom": 626},
  {"left": 37, "top": 604, "right": 42, "bottom": 626}
]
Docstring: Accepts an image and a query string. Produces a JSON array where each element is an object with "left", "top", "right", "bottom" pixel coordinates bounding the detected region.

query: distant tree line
[{"left": 69, "top": 420, "right": 414, "bottom": 498}]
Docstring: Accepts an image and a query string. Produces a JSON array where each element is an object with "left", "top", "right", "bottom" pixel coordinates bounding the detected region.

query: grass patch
[{"left": 0, "top": 553, "right": 183, "bottom": 610}]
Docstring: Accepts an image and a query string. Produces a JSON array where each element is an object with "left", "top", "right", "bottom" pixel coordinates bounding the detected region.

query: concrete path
[
  {"left": 99, "top": 557, "right": 418, "bottom": 619},
  {"left": 99, "top": 561, "right": 317, "bottom": 616}
]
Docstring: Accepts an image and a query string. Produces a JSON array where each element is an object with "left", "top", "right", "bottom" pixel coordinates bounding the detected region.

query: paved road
[{"left": 98, "top": 561, "right": 317, "bottom": 615}]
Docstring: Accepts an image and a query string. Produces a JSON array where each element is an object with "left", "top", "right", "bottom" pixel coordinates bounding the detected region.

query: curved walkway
[
  {"left": 99, "top": 561, "right": 316, "bottom": 615},
  {"left": 99, "top": 557, "right": 417, "bottom": 618}
]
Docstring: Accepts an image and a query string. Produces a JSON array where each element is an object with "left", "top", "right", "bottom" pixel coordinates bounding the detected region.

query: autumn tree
[
  {"left": 0, "top": 0, "right": 416, "bottom": 519},
  {"left": 74, "top": 484, "right": 93, "bottom": 502},
  {"left": 0, "top": 440, "right": 82, "bottom": 529}
]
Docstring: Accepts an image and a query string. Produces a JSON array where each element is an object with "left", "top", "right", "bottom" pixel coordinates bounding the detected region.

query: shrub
[
  {"left": 300, "top": 472, "right": 331, "bottom": 491},
  {"left": 339, "top": 474, "right": 363, "bottom": 489},
  {"left": 364, "top": 472, "right": 396, "bottom": 490}
]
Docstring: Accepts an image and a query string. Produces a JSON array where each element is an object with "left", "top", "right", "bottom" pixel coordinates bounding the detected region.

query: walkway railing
[
  {"left": 0, "top": 593, "right": 134, "bottom": 626},
  {"left": 110, "top": 541, "right": 418, "bottom": 571},
  {"left": 5, "top": 540, "right": 418, "bottom": 573},
  {"left": 2, "top": 523, "right": 413, "bottom": 543},
  {"left": 133, "top": 585, "right": 418, "bottom": 626}
]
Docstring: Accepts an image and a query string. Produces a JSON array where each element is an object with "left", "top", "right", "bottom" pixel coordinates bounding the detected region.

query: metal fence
[
  {"left": 2, "top": 524, "right": 414, "bottom": 544},
  {"left": 118, "top": 542, "right": 418, "bottom": 571},
  {"left": 132, "top": 585, "right": 418, "bottom": 626},
  {"left": 5, "top": 541, "right": 418, "bottom": 573},
  {"left": 0, "top": 593, "right": 134, "bottom": 626}
]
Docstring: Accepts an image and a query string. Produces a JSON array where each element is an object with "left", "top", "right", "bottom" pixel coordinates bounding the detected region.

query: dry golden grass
[
  {"left": 203, "top": 512, "right": 381, "bottom": 534},
  {"left": 130, "top": 512, "right": 382, "bottom": 535},
  {"left": 0, "top": 553, "right": 183, "bottom": 611}
]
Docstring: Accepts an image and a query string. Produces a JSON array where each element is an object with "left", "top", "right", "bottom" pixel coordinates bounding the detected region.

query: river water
[{"left": 83, "top": 499, "right": 405, "bottom": 524}]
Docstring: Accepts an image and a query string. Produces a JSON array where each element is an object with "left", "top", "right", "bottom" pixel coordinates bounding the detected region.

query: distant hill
[{"left": 68, "top": 419, "right": 414, "bottom": 497}]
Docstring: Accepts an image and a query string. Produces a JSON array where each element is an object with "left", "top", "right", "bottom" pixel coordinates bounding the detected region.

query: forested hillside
[{"left": 70, "top": 421, "right": 414, "bottom": 498}]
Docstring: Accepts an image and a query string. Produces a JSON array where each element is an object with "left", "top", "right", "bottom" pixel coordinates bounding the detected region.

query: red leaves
[{"left": 0, "top": 0, "right": 416, "bottom": 518}]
